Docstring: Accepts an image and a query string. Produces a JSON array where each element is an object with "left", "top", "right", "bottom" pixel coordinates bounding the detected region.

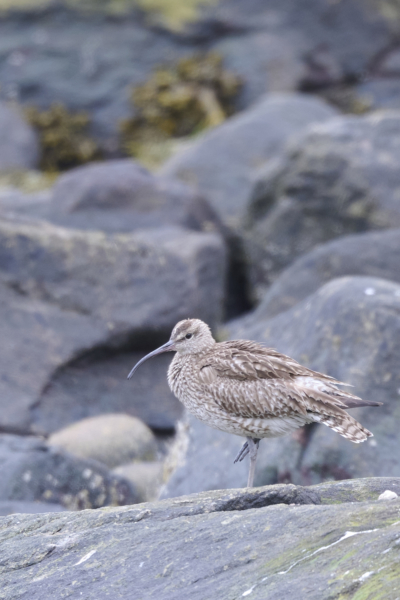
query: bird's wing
[
  {"left": 198, "top": 340, "right": 342, "bottom": 384},
  {"left": 199, "top": 376, "right": 349, "bottom": 420}
]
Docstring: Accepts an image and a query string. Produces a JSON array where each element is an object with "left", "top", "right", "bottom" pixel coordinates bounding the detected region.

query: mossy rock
[
  {"left": 25, "top": 103, "right": 101, "bottom": 172},
  {"left": 120, "top": 52, "right": 241, "bottom": 169}
]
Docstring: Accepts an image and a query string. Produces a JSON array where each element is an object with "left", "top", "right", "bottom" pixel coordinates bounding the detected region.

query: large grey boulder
[
  {"left": 0, "top": 215, "right": 225, "bottom": 434},
  {"left": 160, "top": 94, "right": 337, "bottom": 229},
  {"left": 0, "top": 102, "right": 38, "bottom": 172},
  {"left": 0, "top": 478, "right": 399, "bottom": 599},
  {"left": 0, "top": 0, "right": 396, "bottom": 146},
  {"left": 251, "top": 228, "right": 400, "bottom": 320},
  {"left": 164, "top": 276, "right": 400, "bottom": 495},
  {"left": 245, "top": 111, "right": 400, "bottom": 299},
  {"left": 44, "top": 160, "right": 222, "bottom": 235},
  {"left": 0, "top": 216, "right": 225, "bottom": 332},
  {"left": 0, "top": 434, "right": 138, "bottom": 510}
]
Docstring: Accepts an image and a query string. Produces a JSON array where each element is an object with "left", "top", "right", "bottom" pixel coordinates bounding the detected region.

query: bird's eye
[{"left": 185, "top": 333, "right": 193, "bottom": 340}]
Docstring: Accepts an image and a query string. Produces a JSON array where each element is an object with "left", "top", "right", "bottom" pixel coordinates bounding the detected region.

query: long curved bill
[{"left": 127, "top": 340, "right": 176, "bottom": 380}]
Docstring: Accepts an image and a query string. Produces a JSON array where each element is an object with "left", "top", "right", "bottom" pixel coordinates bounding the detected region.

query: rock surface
[
  {"left": 0, "top": 214, "right": 224, "bottom": 434},
  {"left": 161, "top": 94, "right": 337, "bottom": 228},
  {"left": 250, "top": 228, "right": 400, "bottom": 319},
  {"left": 0, "top": 101, "right": 39, "bottom": 172},
  {"left": 0, "top": 1, "right": 398, "bottom": 147},
  {"left": 44, "top": 160, "right": 222, "bottom": 235},
  {"left": 48, "top": 414, "right": 157, "bottom": 469},
  {"left": 164, "top": 276, "right": 400, "bottom": 495},
  {"left": 0, "top": 434, "right": 138, "bottom": 510},
  {"left": 1, "top": 478, "right": 400, "bottom": 599},
  {"left": 245, "top": 111, "right": 400, "bottom": 299},
  {"left": 113, "top": 461, "right": 163, "bottom": 503}
]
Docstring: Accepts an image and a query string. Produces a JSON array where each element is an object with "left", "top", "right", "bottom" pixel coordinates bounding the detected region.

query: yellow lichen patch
[
  {"left": 25, "top": 103, "right": 101, "bottom": 172},
  {"left": 120, "top": 52, "right": 241, "bottom": 169},
  {"left": 134, "top": 0, "right": 217, "bottom": 30},
  {"left": 0, "top": 170, "right": 56, "bottom": 192}
]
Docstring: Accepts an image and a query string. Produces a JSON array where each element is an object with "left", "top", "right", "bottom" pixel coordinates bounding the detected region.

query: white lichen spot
[
  {"left": 378, "top": 490, "right": 398, "bottom": 501},
  {"left": 22, "top": 471, "right": 32, "bottom": 483},
  {"left": 358, "top": 571, "right": 374, "bottom": 583},
  {"left": 242, "top": 584, "right": 256, "bottom": 597},
  {"left": 74, "top": 549, "right": 97, "bottom": 566},
  {"left": 364, "top": 287, "right": 376, "bottom": 296}
]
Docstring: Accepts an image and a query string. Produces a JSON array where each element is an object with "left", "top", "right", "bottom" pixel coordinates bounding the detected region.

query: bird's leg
[
  {"left": 246, "top": 437, "right": 260, "bottom": 488},
  {"left": 234, "top": 440, "right": 249, "bottom": 464}
]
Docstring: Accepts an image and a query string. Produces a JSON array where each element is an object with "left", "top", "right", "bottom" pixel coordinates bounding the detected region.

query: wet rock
[
  {"left": 44, "top": 159, "right": 222, "bottom": 235},
  {"left": 48, "top": 414, "right": 157, "bottom": 469},
  {"left": 0, "top": 101, "right": 39, "bottom": 172},
  {"left": 160, "top": 93, "right": 337, "bottom": 229},
  {"left": 113, "top": 461, "right": 163, "bottom": 503},
  {"left": 1, "top": 479, "right": 400, "bottom": 599},
  {"left": 164, "top": 277, "right": 400, "bottom": 494},
  {"left": 245, "top": 111, "right": 400, "bottom": 299},
  {"left": 0, "top": 215, "right": 225, "bottom": 434},
  {"left": 0, "top": 434, "right": 138, "bottom": 510},
  {"left": 249, "top": 228, "right": 400, "bottom": 320}
]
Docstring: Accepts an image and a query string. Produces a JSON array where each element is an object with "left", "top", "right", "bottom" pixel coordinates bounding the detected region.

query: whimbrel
[{"left": 128, "top": 319, "right": 382, "bottom": 487}]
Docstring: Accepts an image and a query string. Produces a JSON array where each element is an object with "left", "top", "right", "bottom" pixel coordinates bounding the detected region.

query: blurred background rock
[{"left": 0, "top": 0, "right": 400, "bottom": 514}]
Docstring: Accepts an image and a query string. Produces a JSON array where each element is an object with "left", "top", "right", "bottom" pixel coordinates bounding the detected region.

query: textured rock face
[
  {"left": 245, "top": 112, "right": 400, "bottom": 299},
  {"left": 251, "top": 228, "right": 400, "bottom": 320},
  {"left": 0, "top": 434, "right": 138, "bottom": 510},
  {"left": 0, "top": 102, "right": 39, "bottom": 172},
  {"left": 0, "top": 478, "right": 399, "bottom": 599},
  {"left": 161, "top": 94, "right": 337, "bottom": 228},
  {"left": 164, "top": 277, "right": 400, "bottom": 494},
  {"left": 0, "top": 215, "right": 225, "bottom": 434},
  {"left": 44, "top": 160, "right": 222, "bottom": 234}
]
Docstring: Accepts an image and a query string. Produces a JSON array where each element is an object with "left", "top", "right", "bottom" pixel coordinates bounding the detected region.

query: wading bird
[{"left": 128, "top": 319, "right": 381, "bottom": 487}]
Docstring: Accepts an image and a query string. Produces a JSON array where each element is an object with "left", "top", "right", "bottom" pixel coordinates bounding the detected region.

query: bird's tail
[{"left": 312, "top": 412, "right": 373, "bottom": 443}]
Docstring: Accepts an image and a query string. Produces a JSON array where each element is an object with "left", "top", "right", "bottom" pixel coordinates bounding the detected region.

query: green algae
[
  {"left": 120, "top": 52, "right": 241, "bottom": 169},
  {"left": 25, "top": 103, "right": 101, "bottom": 172}
]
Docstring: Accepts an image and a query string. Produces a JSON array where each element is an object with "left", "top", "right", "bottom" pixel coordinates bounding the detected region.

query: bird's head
[{"left": 127, "top": 319, "right": 215, "bottom": 379}]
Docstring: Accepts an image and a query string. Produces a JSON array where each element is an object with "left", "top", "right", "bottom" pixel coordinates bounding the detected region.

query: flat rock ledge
[{"left": 1, "top": 477, "right": 400, "bottom": 599}]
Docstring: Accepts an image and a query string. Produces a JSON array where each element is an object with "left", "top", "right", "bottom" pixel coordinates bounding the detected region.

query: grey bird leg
[
  {"left": 234, "top": 440, "right": 249, "bottom": 463},
  {"left": 246, "top": 437, "right": 260, "bottom": 488}
]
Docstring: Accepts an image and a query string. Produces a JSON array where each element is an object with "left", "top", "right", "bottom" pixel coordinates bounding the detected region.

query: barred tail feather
[{"left": 312, "top": 412, "right": 373, "bottom": 443}]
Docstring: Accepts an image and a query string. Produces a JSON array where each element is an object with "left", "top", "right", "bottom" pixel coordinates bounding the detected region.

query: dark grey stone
[
  {"left": 0, "top": 215, "right": 225, "bottom": 434},
  {"left": 160, "top": 94, "right": 337, "bottom": 228},
  {"left": 245, "top": 111, "right": 400, "bottom": 299},
  {"left": 250, "top": 228, "right": 400, "bottom": 319},
  {"left": 0, "top": 479, "right": 399, "bottom": 599},
  {"left": 45, "top": 159, "right": 223, "bottom": 235},
  {"left": 164, "top": 277, "right": 400, "bottom": 495},
  {"left": 0, "top": 0, "right": 394, "bottom": 148},
  {"left": 0, "top": 434, "right": 138, "bottom": 510},
  {"left": 0, "top": 101, "right": 38, "bottom": 172}
]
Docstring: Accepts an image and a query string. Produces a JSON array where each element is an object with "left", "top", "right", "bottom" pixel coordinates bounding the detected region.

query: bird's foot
[{"left": 233, "top": 441, "right": 249, "bottom": 464}]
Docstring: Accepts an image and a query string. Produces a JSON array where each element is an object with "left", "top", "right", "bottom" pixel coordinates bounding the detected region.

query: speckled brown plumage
[{"left": 128, "top": 318, "right": 382, "bottom": 487}]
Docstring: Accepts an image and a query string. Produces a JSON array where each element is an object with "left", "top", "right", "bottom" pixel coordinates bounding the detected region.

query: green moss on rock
[
  {"left": 25, "top": 103, "right": 101, "bottom": 172},
  {"left": 120, "top": 52, "right": 241, "bottom": 169}
]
